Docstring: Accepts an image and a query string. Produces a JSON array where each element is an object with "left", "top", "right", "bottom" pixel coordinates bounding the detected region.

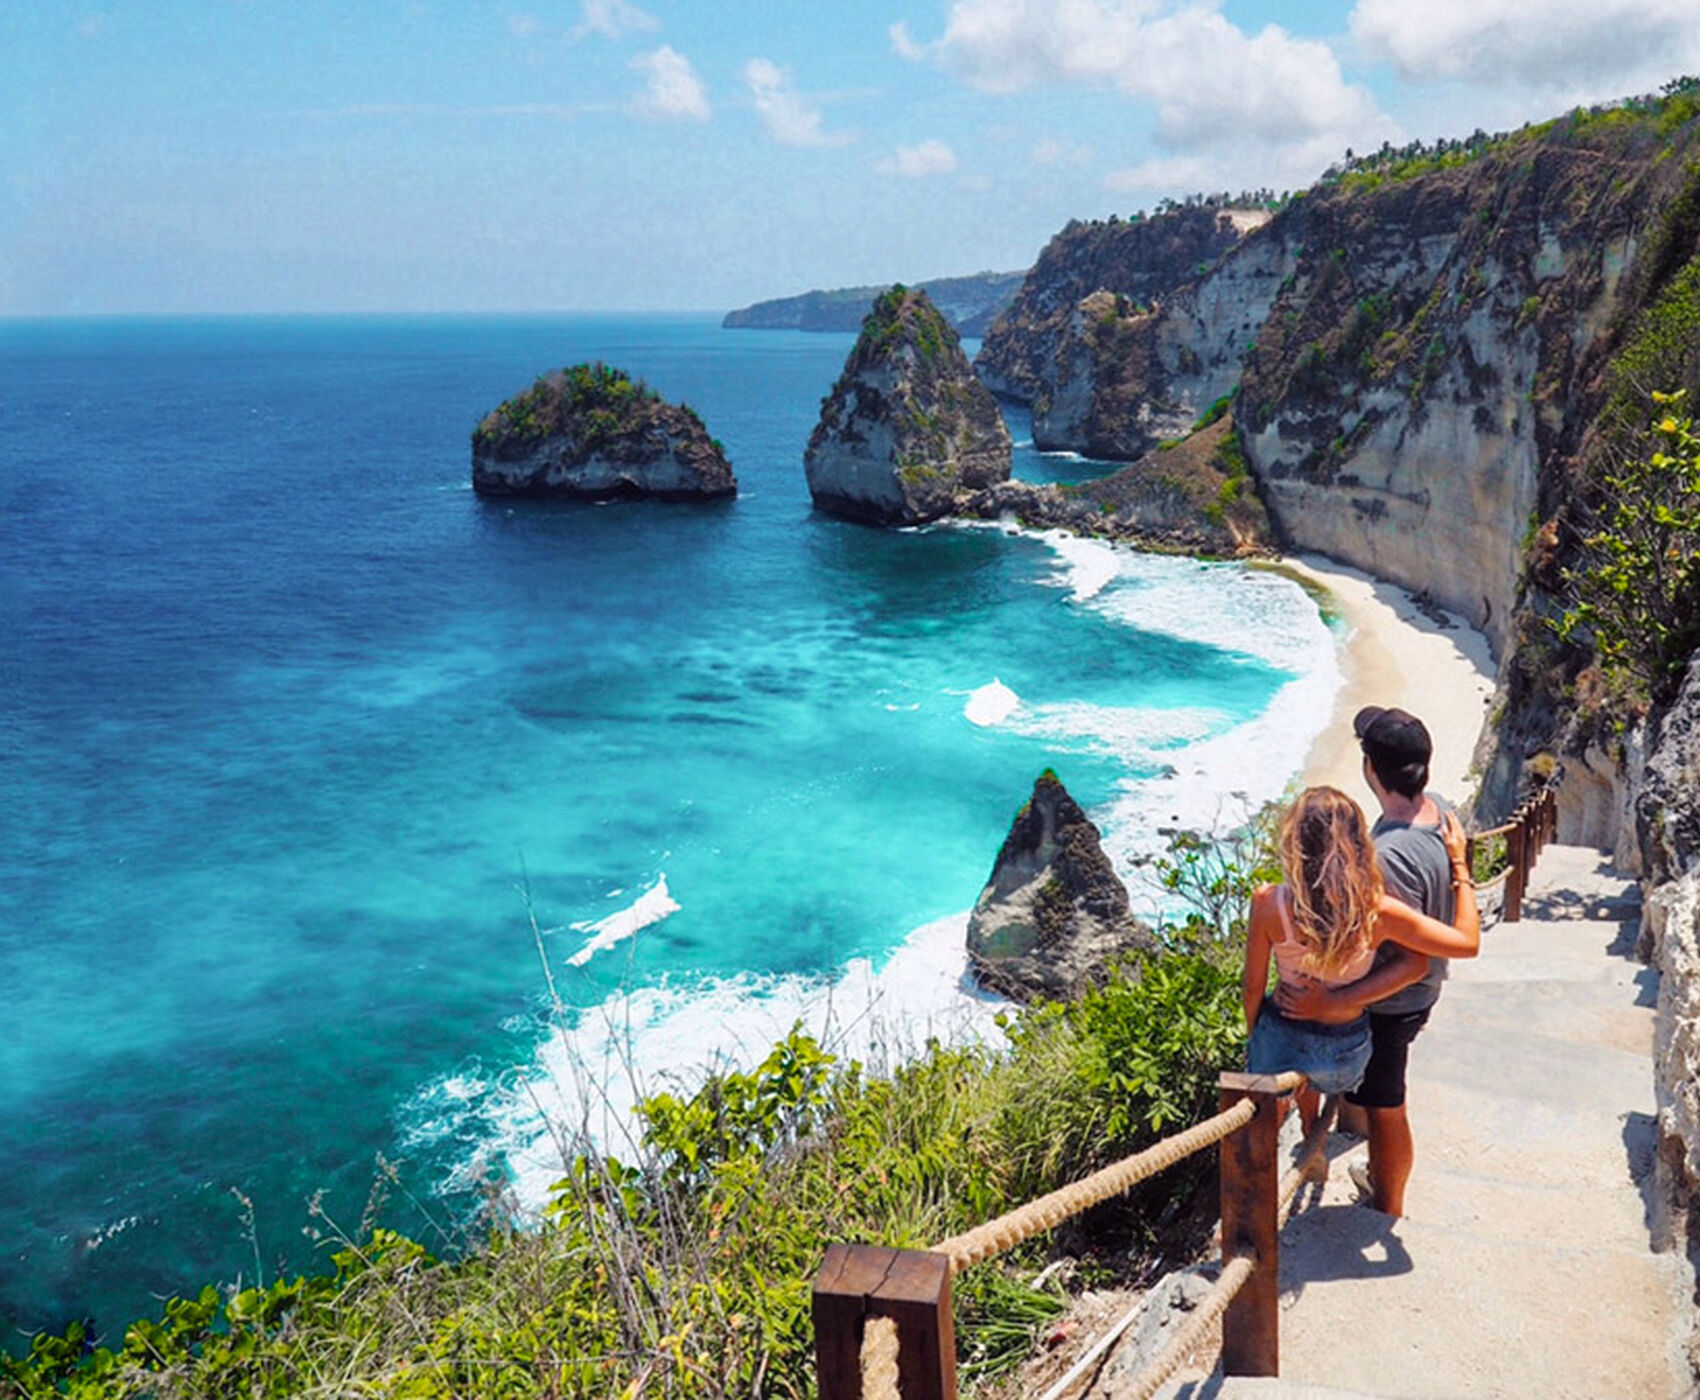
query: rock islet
[
  {"left": 967, "top": 769, "right": 1154, "bottom": 1003},
  {"left": 804, "top": 286, "right": 1011, "bottom": 526},
  {"left": 472, "top": 361, "right": 735, "bottom": 502}
]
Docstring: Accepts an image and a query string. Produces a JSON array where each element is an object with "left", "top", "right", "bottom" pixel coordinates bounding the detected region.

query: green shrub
[{"left": 1558, "top": 390, "right": 1700, "bottom": 700}]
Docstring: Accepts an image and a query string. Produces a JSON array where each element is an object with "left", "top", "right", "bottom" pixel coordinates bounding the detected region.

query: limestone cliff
[
  {"left": 975, "top": 206, "right": 1264, "bottom": 410},
  {"left": 1631, "top": 655, "right": 1700, "bottom": 1332},
  {"left": 804, "top": 286, "right": 1011, "bottom": 526},
  {"left": 967, "top": 770, "right": 1155, "bottom": 1002},
  {"left": 1002, "top": 107, "right": 1700, "bottom": 666},
  {"left": 472, "top": 362, "right": 735, "bottom": 501}
]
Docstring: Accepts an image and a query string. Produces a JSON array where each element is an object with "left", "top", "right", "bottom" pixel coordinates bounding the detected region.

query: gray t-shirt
[{"left": 1365, "top": 793, "right": 1454, "bottom": 1016}]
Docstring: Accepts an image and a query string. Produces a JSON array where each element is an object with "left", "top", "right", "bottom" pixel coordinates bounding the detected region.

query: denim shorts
[{"left": 1246, "top": 997, "right": 1372, "bottom": 1094}]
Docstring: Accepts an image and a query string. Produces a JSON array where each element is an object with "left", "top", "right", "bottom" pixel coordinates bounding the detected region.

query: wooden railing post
[
  {"left": 814, "top": 1244, "right": 955, "bottom": 1400},
  {"left": 1504, "top": 812, "right": 1527, "bottom": 923},
  {"left": 1218, "top": 1072, "right": 1285, "bottom": 1377}
]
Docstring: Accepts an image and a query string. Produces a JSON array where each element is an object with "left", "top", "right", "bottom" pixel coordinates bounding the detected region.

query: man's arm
[{"left": 1273, "top": 944, "right": 1428, "bottom": 1024}]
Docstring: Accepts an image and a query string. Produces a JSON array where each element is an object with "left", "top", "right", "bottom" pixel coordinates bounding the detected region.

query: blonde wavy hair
[{"left": 1277, "top": 786, "right": 1384, "bottom": 978}]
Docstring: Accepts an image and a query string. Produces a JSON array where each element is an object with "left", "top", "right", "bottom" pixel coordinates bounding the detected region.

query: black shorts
[{"left": 1344, "top": 1007, "right": 1432, "bottom": 1110}]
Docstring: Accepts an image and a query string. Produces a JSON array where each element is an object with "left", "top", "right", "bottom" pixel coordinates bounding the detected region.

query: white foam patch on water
[
  {"left": 565, "top": 874, "right": 680, "bottom": 968},
  {"left": 417, "top": 911, "right": 1011, "bottom": 1213},
  {"left": 84, "top": 1215, "right": 142, "bottom": 1253},
  {"left": 1036, "top": 532, "right": 1122, "bottom": 602},
  {"left": 964, "top": 678, "right": 1020, "bottom": 726}
]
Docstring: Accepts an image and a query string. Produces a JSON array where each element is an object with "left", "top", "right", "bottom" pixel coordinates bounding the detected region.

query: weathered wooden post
[
  {"left": 1504, "top": 811, "right": 1528, "bottom": 923},
  {"left": 1218, "top": 1071, "right": 1285, "bottom": 1376},
  {"left": 814, "top": 1244, "right": 955, "bottom": 1400}
]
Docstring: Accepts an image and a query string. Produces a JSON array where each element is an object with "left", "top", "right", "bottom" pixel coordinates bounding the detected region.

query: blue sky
[{"left": 6, "top": 0, "right": 1700, "bottom": 315}]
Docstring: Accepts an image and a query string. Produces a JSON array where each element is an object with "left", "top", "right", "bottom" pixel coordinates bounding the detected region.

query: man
[{"left": 1277, "top": 704, "right": 1464, "bottom": 1218}]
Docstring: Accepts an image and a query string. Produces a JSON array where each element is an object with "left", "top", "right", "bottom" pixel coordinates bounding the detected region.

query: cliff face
[
  {"left": 1006, "top": 126, "right": 1695, "bottom": 661},
  {"left": 975, "top": 207, "right": 1262, "bottom": 407},
  {"left": 805, "top": 286, "right": 1011, "bottom": 525},
  {"left": 1635, "top": 657, "right": 1700, "bottom": 1285},
  {"left": 1235, "top": 145, "right": 1667, "bottom": 660},
  {"left": 472, "top": 363, "right": 735, "bottom": 501},
  {"left": 723, "top": 270, "right": 1026, "bottom": 336}
]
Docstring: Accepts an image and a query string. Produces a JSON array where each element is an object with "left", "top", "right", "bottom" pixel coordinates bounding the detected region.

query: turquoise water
[{"left": 0, "top": 314, "right": 1336, "bottom": 1342}]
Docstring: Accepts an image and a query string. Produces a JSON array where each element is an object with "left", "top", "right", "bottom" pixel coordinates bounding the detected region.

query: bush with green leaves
[{"left": 1559, "top": 390, "right": 1700, "bottom": 701}]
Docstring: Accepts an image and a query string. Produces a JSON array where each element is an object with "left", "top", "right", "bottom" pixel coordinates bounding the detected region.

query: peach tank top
[{"left": 1270, "top": 887, "right": 1376, "bottom": 988}]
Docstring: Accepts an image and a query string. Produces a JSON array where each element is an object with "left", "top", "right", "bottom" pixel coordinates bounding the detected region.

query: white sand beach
[{"left": 1281, "top": 554, "right": 1498, "bottom": 811}]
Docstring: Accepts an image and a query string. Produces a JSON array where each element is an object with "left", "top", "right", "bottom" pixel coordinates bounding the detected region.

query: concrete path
[{"left": 1155, "top": 844, "right": 1695, "bottom": 1400}]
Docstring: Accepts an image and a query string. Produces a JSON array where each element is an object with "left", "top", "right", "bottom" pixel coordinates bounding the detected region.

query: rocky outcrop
[
  {"left": 961, "top": 414, "right": 1274, "bottom": 556},
  {"left": 975, "top": 206, "right": 1263, "bottom": 405},
  {"left": 1636, "top": 654, "right": 1700, "bottom": 1237},
  {"left": 967, "top": 770, "right": 1155, "bottom": 1002},
  {"left": 723, "top": 270, "right": 1025, "bottom": 336},
  {"left": 472, "top": 362, "right": 735, "bottom": 501},
  {"left": 804, "top": 287, "right": 1011, "bottom": 525}
]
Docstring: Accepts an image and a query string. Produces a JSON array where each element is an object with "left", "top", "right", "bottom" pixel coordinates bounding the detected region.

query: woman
[{"left": 1242, "top": 785, "right": 1478, "bottom": 1124}]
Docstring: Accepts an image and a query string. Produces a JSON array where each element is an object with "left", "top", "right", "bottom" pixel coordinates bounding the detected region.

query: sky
[{"left": 6, "top": 0, "right": 1700, "bottom": 315}]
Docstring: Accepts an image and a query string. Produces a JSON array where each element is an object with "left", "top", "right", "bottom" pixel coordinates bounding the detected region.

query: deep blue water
[{"left": 0, "top": 314, "right": 1336, "bottom": 1344}]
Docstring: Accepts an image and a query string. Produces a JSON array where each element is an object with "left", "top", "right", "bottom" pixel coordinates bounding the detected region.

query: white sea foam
[
  {"left": 1034, "top": 531, "right": 1122, "bottom": 602},
  {"left": 84, "top": 1214, "right": 142, "bottom": 1253},
  {"left": 964, "top": 678, "right": 1020, "bottom": 726},
  {"left": 564, "top": 874, "right": 680, "bottom": 968},
  {"left": 413, "top": 911, "right": 1011, "bottom": 1213}
]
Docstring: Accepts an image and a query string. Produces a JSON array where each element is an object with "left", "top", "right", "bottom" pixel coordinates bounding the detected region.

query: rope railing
[
  {"left": 813, "top": 1071, "right": 1304, "bottom": 1400},
  {"left": 1122, "top": 1253, "right": 1256, "bottom": 1400},
  {"left": 933, "top": 1096, "right": 1255, "bottom": 1274},
  {"left": 858, "top": 1317, "right": 900, "bottom": 1400}
]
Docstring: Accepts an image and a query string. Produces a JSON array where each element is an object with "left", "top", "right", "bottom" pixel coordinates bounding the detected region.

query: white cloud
[
  {"left": 1031, "top": 136, "right": 1091, "bottom": 167},
  {"left": 743, "top": 58, "right": 854, "bottom": 147},
  {"left": 889, "top": 20, "right": 927, "bottom": 61},
  {"left": 1350, "top": 0, "right": 1700, "bottom": 91},
  {"left": 901, "top": 0, "right": 1397, "bottom": 174},
  {"left": 574, "top": 0, "right": 659, "bottom": 42},
  {"left": 630, "top": 46, "right": 710, "bottom": 123},
  {"left": 877, "top": 139, "right": 960, "bottom": 177}
]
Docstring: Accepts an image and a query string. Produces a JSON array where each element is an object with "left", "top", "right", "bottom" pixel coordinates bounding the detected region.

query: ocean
[{"left": 0, "top": 313, "right": 1338, "bottom": 1343}]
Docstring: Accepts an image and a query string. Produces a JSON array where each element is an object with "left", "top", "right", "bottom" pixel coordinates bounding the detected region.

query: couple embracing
[{"left": 1241, "top": 706, "right": 1478, "bottom": 1219}]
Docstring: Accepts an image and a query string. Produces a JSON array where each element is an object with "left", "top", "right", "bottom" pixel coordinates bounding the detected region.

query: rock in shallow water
[
  {"left": 968, "top": 769, "right": 1155, "bottom": 1002},
  {"left": 472, "top": 361, "right": 735, "bottom": 502},
  {"left": 804, "top": 286, "right": 1010, "bottom": 526}
]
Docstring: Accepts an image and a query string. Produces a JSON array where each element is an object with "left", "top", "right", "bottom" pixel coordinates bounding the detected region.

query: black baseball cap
[{"left": 1353, "top": 705, "right": 1432, "bottom": 767}]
